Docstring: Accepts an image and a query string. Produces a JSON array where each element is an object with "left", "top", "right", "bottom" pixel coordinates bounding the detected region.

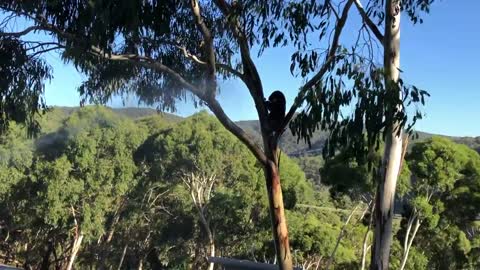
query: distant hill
[
  {"left": 235, "top": 120, "right": 328, "bottom": 155},
  {"left": 49, "top": 106, "right": 183, "bottom": 121},
  {"left": 43, "top": 106, "right": 480, "bottom": 155},
  {"left": 236, "top": 120, "right": 480, "bottom": 156}
]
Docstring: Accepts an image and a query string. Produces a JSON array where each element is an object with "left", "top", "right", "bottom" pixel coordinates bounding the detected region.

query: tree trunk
[
  {"left": 361, "top": 231, "right": 371, "bottom": 270},
  {"left": 399, "top": 218, "right": 421, "bottom": 270},
  {"left": 117, "top": 244, "right": 128, "bottom": 270},
  {"left": 66, "top": 234, "right": 84, "bottom": 270},
  {"left": 208, "top": 239, "right": 215, "bottom": 270},
  {"left": 40, "top": 240, "right": 54, "bottom": 270},
  {"left": 325, "top": 205, "right": 359, "bottom": 269},
  {"left": 361, "top": 201, "right": 375, "bottom": 270},
  {"left": 370, "top": 1, "right": 402, "bottom": 269},
  {"left": 197, "top": 206, "right": 215, "bottom": 270},
  {"left": 264, "top": 157, "right": 292, "bottom": 270}
]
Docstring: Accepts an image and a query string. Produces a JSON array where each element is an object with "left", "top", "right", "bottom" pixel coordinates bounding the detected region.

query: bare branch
[
  {"left": 89, "top": 43, "right": 268, "bottom": 165},
  {"left": 25, "top": 41, "right": 63, "bottom": 51},
  {"left": 329, "top": 1, "right": 340, "bottom": 20},
  {"left": 190, "top": 0, "right": 217, "bottom": 95},
  {"left": 205, "top": 96, "right": 268, "bottom": 165},
  {"left": 213, "top": 0, "right": 270, "bottom": 134},
  {"left": 353, "top": 0, "right": 384, "bottom": 44},
  {"left": 325, "top": 204, "right": 360, "bottom": 270},
  {"left": 89, "top": 47, "right": 208, "bottom": 99},
  {"left": 29, "top": 46, "right": 63, "bottom": 58},
  {"left": 0, "top": 25, "right": 44, "bottom": 37},
  {"left": 177, "top": 45, "right": 244, "bottom": 79},
  {"left": 282, "top": 0, "right": 355, "bottom": 132}
]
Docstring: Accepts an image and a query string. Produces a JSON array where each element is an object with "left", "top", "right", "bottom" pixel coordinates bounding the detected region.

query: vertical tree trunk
[
  {"left": 197, "top": 208, "right": 215, "bottom": 270},
  {"left": 66, "top": 234, "right": 84, "bottom": 270},
  {"left": 362, "top": 201, "right": 375, "bottom": 270},
  {"left": 370, "top": 1, "right": 402, "bottom": 269},
  {"left": 325, "top": 205, "right": 359, "bottom": 269},
  {"left": 208, "top": 240, "right": 215, "bottom": 270},
  {"left": 361, "top": 231, "right": 371, "bottom": 270},
  {"left": 117, "top": 244, "right": 128, "bottom": 270},
  {"left": 40, "top": 240, "right": 54, "bottom": 270},
  {"left": 399, "top": 218, "right": 421, "bottom": 270},
  {"left": 264, "top": 155, "right": 292, "bottom": 270}
]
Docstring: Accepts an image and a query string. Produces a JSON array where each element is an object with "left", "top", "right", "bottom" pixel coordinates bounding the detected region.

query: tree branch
[
  {"left": 89, "top": 38, "right": 269, "bottom": 165},
  {"left": 353, "top": 0, "right": 384, "bottom": 44},
  {"left": 329, "top": 1, "right": 340, "bottom": 20},
  {"left": 205, "top": 96, "right": 268, "bottom": 165},
  {"left": 190, "top": 0, "right": 217, "bottom": 96},
  {"left": 0, "top": 25, "right": 43, "bottom": 37},
  {"left": 3, "top": 9, "right": 268, "bottom": 167},
  {"left": 282, "top": 0, "right": 355, "bottom": 132},
  {"left": 177, "top": 45, "right": 244, "bottom": 79},
  {"left": 213, "top": 0, "right": 270, "bottom": 135}
]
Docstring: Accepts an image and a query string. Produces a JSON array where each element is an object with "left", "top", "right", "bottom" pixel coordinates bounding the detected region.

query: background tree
[
  {"left": 0, "top": 37, "right": 51, "bottom": 136},
  {"left": 287, "top": 1, "right": 434, "bottom": 268},
  {"left": 27, "top": 107, "right": 145, "bottom": 269},
  {"left": 401, "top": 137, "right": 480, "bottom": 270}
]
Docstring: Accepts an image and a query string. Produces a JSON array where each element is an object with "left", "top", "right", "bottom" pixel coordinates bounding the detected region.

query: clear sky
[{"left": 41, "top": 1, "right": 479, "bottom": 137}]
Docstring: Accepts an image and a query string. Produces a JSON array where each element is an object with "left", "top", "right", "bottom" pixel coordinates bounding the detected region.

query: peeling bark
[{"left": 265, "top": 157, "right": 292, "bottom": 270}]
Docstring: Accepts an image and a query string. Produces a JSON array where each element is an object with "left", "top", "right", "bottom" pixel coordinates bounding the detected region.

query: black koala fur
[{"left": 265, "top": 90, "right": 286, "bottom": 133}]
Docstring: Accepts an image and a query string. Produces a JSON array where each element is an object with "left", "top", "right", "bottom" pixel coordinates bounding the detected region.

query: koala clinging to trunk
[{"left": 265, "top": 90, "right": 286, "bottom": 134}]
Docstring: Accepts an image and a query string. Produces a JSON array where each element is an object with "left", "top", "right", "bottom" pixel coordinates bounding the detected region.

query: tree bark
[
  {"left": 264, "top": 156, "right": 292, "bottom": 270},
  {"left": 66, "top": 234, "right": 84, "bottom": 270},
  {"left": 361, "top": 201, "right": 375, "bottom": 270},
  {"left": 370, "top": 1, "right": 402, "bottom": 269},
  {"left": 117, "top": 244, "right": 128, "bottom": 270}
]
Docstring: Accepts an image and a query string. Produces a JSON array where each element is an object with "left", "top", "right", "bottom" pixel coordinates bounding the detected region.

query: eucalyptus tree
[
  {"left": 0, "top": 36, "right": 51, "bottom": 136},
  {"left": 0, "top": 1, "right": 435, "bottom": 269},
  {"left": 31, "top": 106, "right": 146, "bottom": 269},
  {"left": 132, "top": 112, "right": 317, "bottom": 268},
  {"left": 403, "top": 137, "right": 480, "bottom": 270}
]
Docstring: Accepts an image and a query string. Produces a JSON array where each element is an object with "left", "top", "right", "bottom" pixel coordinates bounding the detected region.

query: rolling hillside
[{"left": 44, "top": 106, "right": 480, "bottom": 155}]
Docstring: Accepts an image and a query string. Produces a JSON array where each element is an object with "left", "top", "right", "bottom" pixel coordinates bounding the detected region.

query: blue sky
[{"left": 41, "top": 1, "right": 479, "bottom": 137}]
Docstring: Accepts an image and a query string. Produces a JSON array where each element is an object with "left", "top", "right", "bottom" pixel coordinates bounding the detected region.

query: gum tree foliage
[
  {"left": 0, "top": 106, "right": 146, "bottom": 269},
  {"left": 402, "top": 137, "right": 480, "bottom": 270},
  {"left": 0, "top": 37, "right": 51, "bottom": 136},
  {"left": 0, "top": 123, "right": 36, "bottom": 265},
  {"left": 0, "top": 1, "right": 434, "bottom": 269},
  {"left": 129, "top": 112, "right": 317, "bottom": 269}
]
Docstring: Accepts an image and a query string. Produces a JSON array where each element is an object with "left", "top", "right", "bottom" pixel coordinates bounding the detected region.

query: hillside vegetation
[{"left": 0, "top": 106, "right": 479, "bottom": 269}]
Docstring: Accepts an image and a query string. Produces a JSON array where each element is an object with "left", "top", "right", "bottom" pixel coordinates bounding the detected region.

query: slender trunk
[
  {"left": 264, "top": 157, "right": 292, "bottom": 270},
  {"left": 402, "top": 213, "right": 415, "bottom": 256},
  {"left": 361, "top": 232, "right": 372, "bottom": 270},
  {"left": 361, "top": 201, "right": 375, "bottom": 270},
  {"left": 370, "top": 1, "right": 402, "bottom": 269},
  {"left": 325, "top": 205, "right": 359, "bottom": 269},
  {"left": 40, "top": 240, "right": 54, "bottom": 270},
  {"left": 399, "top": 218, "right": 421, "bottom": 270},
  {"left": 66, "top": 234, "right": 84, "bottom": 270},
  {"left": 208, "top": 240, "right": 215, "bottom": 270},
  {"left": 117, "top": 245, "right": 128, "bottom": 270},
  {"left": 197, "top": 207, "right": 215, "bottom": 270}
]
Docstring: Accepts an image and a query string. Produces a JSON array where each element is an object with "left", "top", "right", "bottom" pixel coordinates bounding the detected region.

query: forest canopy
[{"left": 0, "top": 106, "right": 479, "bottom": 270}]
